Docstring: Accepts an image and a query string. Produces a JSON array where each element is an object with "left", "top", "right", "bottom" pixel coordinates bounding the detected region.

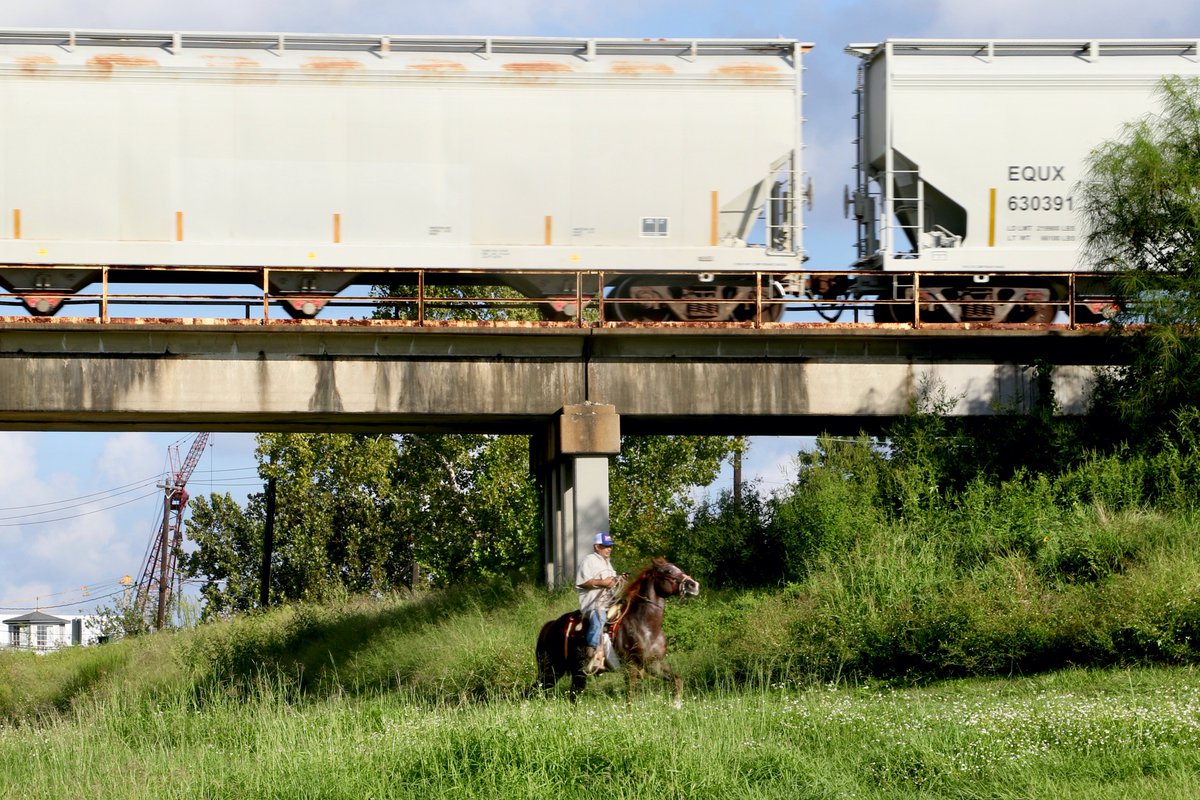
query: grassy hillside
[
  {"left": 2, "top": 587, "right": 1200, "bottom": 798},
  {"left": 5, "top": 499, "right": 1200, "bottom": 723}
]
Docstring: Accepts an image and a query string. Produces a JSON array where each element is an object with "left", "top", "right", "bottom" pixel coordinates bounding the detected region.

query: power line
[
  {"left": 0, "top": 466, "right": 259, "bottom": 519},
  {"left": 0, "top": 586, "right": 130, "bottom": 612},
  {"left": 0, "top": 479, "right": 163, "bottom": 522},
  {"left": 0, "top": 489, "right": 162, "bottom": 527},
  {"left": 0, "top": 474, "right": 161, "bottom": 513},
  {"left": 0, "top": 579, "right": 126, "bottom": 607}
]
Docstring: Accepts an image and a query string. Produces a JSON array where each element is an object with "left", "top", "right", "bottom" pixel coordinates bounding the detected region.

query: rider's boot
[
  {"left": 583, "top": 646, "right": 600, "bottom": 674},
  {"left": 585, "top": 641, "right": 606, "bottom": 674}
]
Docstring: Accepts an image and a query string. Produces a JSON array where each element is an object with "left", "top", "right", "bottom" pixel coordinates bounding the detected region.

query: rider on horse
[{"left": 575, "top": 531, "right": 620, "bottom": 675}]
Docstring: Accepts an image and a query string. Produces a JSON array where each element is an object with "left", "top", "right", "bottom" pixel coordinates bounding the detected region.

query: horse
[{"left": 534, "top": 556, "right": 700, "bottom": 706}]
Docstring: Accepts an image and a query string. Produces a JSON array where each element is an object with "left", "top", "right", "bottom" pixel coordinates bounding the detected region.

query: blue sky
[{"left": 4, "top": 0, "right": 1200, "bottom": 617}]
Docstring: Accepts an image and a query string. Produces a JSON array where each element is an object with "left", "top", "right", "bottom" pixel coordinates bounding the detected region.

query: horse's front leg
[
  {"left": 646, "top": 659, "right": 684, "bottom": 708},
  {"left": 625, "top": 665, "right": 645, "bottom": 706}
]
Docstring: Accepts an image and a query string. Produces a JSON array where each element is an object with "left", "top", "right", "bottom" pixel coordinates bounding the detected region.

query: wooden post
[
  {"left": 259, "top": 478, "right": 276, "bottom": 608},
  {"left": 156, "top": 491, "right": 170, "bottom": 631}
]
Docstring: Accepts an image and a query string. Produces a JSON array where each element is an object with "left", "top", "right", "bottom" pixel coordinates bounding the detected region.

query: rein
[{"left": 625, "top": 566, "right": 695, "bottom": 615}]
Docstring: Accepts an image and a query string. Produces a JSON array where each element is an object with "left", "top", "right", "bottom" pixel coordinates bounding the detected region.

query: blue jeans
[{"left": 584, "top": 608, "right": 606, "bottom": 648}]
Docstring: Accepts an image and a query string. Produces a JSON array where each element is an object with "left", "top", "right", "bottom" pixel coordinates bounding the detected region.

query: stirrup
[{"left": 584, "top": 645, "right": 606, "bottom": 675}]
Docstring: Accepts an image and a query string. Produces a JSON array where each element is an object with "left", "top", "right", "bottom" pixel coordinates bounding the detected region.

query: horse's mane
[{"left": 619, "top": 557, "right": 667, "bottom": 603}]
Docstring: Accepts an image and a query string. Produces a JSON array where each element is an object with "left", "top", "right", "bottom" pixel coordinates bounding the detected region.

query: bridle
[{"left": 637, "top": 564, "right": 698, "bottom": 607}]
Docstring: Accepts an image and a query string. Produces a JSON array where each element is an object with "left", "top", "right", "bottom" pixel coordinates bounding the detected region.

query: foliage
[
  {"left": 90, "top": 587, "right": 151, "bottom": 641},
  {"left": 671, "top": 489, "right": 783, "bottom": 588},
  {"left": 608, "top": 435, "right": 737, "bottom": 562},
  {"left": 768, "top": 435, "right": 884, "bottom": 581},
  {"left": 182, "top": 433, "right": 541, "bottom": 617},
  {"left": 369, "top": 282, "right": 548, "bottom": 322},
  {"left": 181, "top": 492, "right": 265, "bottom": 617},
  {"left": 1081, "top": 77, "right": 1200, "bottom": 295},
  {"left": 386, "top": 433, "right": 540, "bottom": 586},
  {"left": 1079, "top": 77, "right": 1200, "bottom": 439},
  {"left": 184, "top": 431, "right": 736, "bottom": 615}
]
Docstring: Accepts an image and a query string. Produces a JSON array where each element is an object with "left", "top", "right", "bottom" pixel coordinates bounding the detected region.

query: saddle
[
  {"left": 567, "top": 599, "right": 626, "bottom": 636},
  {"left": 560, "top": 608, "right": 624, "bottom": 671}
]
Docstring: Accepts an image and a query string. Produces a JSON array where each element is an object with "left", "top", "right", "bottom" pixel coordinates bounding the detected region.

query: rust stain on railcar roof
[
  {"left": 408, "top": 60, "right": 467, "bottom": 73},
  {"left": 301, "top": 57, "right": 365, "bottom": 71},
  {"left": 611, "top": 61, "right": 674, "bottom": 75},
  {"left": 87, "top": 54, "right": 160, "bottom": 73},
  {"left": 16, "top": 54, "right": 55, "bottom": 74},
  {"left": 503, "top": 61, "right": 575, "bottom": 73},
  {"left": 713, "top": 63, "right": 781, "bottom": 78},
  {"left": 202, "top": 55, "right": 261, "bottom": 69}
]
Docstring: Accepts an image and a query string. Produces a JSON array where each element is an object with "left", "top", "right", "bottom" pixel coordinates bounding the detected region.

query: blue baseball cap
[{"left": 594, "top": 532, "right": 614, "bottom": 547}]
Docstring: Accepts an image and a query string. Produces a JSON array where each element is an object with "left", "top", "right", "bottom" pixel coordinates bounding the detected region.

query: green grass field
[
  {"left": 1, "top": 668, "right": 1198, "bottom": 799},
  {"left": 3, "top": 586, "right": 1200, "bottom": 798}
]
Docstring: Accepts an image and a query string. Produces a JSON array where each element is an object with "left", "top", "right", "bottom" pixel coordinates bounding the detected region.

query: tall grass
[
  {"left": 4, "top": 500, "right": 1200, "bottom": 724},
  {"left": 6, "top": 427, "right": 1200, "bottom": 795},
  {"left": 2, "top": 666, "right": 1199, "bottom": 799}
]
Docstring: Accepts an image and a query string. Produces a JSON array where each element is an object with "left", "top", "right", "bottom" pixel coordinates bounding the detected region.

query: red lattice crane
[{"left": 135, "top": 433, "right": 210, "bottom": 630}]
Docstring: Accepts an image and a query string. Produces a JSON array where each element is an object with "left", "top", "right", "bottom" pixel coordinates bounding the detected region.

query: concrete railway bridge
[{"left": 0, "top": 319, "right": 1121, "bottom": 586}]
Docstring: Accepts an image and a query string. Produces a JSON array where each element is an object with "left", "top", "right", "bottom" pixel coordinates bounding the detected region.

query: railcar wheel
[
  {"left": 730, "top": 280, "right": 785, "bottom": 323},
  {"left": 1009, "top": 303, "right": 1059, "bottom": 324},
  {"left": 607, "top": 278, "right": 673, "bottom": 322},
  {"left": 873, "top": 302, "right": 913, "bottom": 324}
]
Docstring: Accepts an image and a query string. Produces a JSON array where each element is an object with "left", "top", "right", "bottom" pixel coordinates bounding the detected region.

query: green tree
[
  {"left": 1080, "top": 77, "right": 1200, "bottom": 441},
  {"left": 181, "top": 492, "right": 264, "bottom": 618},
  {"left": 183, "top": 432, "right": 542, "bottom": 614},
  {"left": 387, "top": 433, "right": 540, "bottom": 586},
  {"left": 609, "top": 435, "right": 739, "bottom": 561},
  {"left": 672, "top": 488, "right": 782, "bottom": 587},
  {"left": 370, "top": 283, "right": 548, "bottom": 322}
]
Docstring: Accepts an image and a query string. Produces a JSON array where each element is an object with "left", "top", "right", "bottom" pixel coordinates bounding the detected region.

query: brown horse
[{"left": 534, "top": 557, "right": 700, "bottom": 705}]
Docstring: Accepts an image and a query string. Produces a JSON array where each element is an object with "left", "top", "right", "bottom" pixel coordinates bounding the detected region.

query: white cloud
[
  {"left": 0, "top": 432, "right": 37, "bottom": 484},
  {"left": 0, "top": 431, "right": 168, "bottom": 613},
  {"left": 97, "top": 432, "right": 166, "bottom": 486}
]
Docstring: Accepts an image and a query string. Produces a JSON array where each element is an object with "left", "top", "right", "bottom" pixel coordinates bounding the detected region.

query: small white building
[{"left": 4, "top": 610, "right": 77, "bottom": 652}]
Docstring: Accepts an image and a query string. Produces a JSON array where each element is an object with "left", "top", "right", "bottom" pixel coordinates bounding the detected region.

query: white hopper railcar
[
  {"left": 0, "top": 29, "right": 808, "bottom": 318},
  {"left": 842, "top": 39, "right": 1200, "bottom": 323}
]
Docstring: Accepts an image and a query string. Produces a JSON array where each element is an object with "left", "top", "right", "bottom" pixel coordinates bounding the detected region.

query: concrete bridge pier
[{"left": 532, "top": 403, "right": 621, "bottom": 589}]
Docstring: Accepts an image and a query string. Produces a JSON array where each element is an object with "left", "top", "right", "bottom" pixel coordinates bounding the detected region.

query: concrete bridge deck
[
  {"left": 0, "top": 318, "right": 1115, "bottom": 434},
  {"left": 0, "top": 317, "right": 1122, "bottom": 586}
]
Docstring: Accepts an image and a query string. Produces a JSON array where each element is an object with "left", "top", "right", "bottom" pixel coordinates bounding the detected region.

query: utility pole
[
  {"left": 733, "top": 443, "right": 743, "bottom": 511},
  {"left": 156, "top": 490, "right": 170, "bottom": 630},
  {"left": 259, "top": 477, "right": 276, "bottom": 608}
]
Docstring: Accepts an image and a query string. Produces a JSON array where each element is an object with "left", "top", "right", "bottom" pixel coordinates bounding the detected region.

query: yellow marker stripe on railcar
[
  {"left": 333, "top": 213, "right": 342, "bottom": 244},
  {"left": 12, "top": 209, "right": 20, "bottom": 240},
  {"left": 988, "top": 188, "right": 996, "bottom": 247},
  {"left": 544, "top": 215, "right": 552, "bottom": 245},
  {"left": 710, "top": 191, "right": 719, "bottom": 246},
  {"left": 175, "top": 211, "right": 184, "bottom": 242}
]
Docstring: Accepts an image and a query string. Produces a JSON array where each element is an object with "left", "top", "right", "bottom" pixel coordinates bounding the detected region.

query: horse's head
[{"left": 649, "top": 556, "right": 701, "bottom": 599}]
